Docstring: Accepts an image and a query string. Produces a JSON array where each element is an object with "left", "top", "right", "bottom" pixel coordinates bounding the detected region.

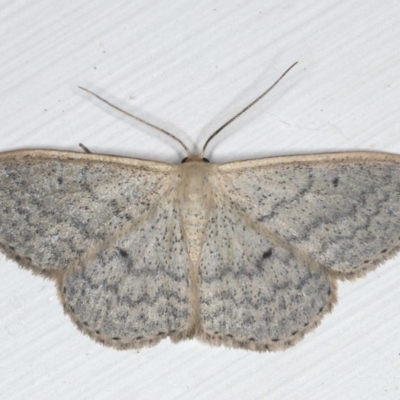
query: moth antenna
[
  {"left": 200, "top": 62, "right": 299, "bottom": 159},
  {"left": 78, "top": 86, "right": 193, "bottom": 158}
]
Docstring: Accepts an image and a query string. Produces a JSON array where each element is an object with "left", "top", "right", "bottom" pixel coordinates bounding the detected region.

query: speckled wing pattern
[
  {"left": 198, "top": 152, "right": 400, "bottom": 350},
  {"left": 61, "top": 187, "right": 192, "bottom": 349},
  {"left": 1, "top": 149, "right": 400, "bottom": 351},
  {"left": 198, "top": 188, "right": 333, "bottom": 351},
  {"left": 0, "top": 150, "right": 193, "bottom": 349}
]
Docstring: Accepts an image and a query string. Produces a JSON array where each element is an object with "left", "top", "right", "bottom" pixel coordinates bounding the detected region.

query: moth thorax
[{"left": 179, "top": 163, "right": 212, "bottom": 264}]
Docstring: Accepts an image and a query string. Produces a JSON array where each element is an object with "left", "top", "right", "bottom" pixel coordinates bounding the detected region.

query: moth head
[{"left": 181, "top": 156, "right": 210, "bottom": 164}]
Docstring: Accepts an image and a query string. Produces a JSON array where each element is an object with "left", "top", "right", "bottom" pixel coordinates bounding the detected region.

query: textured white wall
[{"left": 1, "top": 1, "right": 399, "bottom": 399}]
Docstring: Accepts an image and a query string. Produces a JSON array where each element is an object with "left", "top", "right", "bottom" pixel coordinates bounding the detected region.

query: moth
[{"left": 1, "top": 63, "right": 400, "bottom": 352}]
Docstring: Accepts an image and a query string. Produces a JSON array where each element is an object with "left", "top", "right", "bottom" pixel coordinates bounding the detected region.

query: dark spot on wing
[
  {"left": 262, "top": 249, "right": 273, "bottom": 259},
  {"left": 118, "top": 248, "right": 128, "bottom": 258}
]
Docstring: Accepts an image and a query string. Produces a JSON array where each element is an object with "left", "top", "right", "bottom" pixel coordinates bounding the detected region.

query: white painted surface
[{"left": 1, "top": 1, "right": 399, "bottom": 399}]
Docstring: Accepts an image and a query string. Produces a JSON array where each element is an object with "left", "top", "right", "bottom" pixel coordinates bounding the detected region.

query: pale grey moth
[{"left": 1, "top": 63, "right": 400, "bottom": 352}]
